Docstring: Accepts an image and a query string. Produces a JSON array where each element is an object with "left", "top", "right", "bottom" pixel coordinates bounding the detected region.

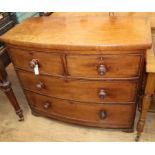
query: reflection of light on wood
[{"left": 109, "top": 12, "right": 115, "bottom": 16}]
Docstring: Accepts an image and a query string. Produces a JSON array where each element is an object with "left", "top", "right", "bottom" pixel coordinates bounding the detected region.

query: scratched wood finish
[{"left": 26, "top": 91, "right": 135, "bottom": 128}]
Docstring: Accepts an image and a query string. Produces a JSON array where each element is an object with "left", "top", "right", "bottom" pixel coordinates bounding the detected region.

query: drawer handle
[
  {"left": 97, "top": 64, "right": 107, "bottom": 75},
  {"left": 43, "top": 101, "right": 51, "bottom": 110},
  {"left": 29, "top": 59, "right": 38, "bottom": 69},
  {"left": 99, "top": 110, "right": 107, "bottom": 120},
  {"left": 36, "top": 82, "right": 45, "bottom": 89},
  {"left": 98, "top": 89, "right": 107, "bottom": 99}
]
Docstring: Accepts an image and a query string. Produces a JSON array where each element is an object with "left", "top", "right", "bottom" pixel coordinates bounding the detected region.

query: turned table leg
[
  {"left": 0, "top": 60, "right": 24, "bottom": 121},
  {"left": 136, "top": 73, "right": 155, "bottom": 141}
]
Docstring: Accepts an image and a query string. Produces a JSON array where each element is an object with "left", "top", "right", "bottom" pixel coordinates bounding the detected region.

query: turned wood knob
[
  {"left": 29, "top": 59, "right": 38, "bottom": 69},
  {"left": 97, "top": 64, "right": 107, "bottom": 75},
  {"left": 43, "top": 102, "right": 51, "bottom": 110},
  {"left": 36, "top": 82, "right": 45, "bottom": 89},
  {"left": 98, "top": 89, "right": 107, "bottom": 99},
  {"left": 99, "top": 110, "right": 107, "bottom": 120}
]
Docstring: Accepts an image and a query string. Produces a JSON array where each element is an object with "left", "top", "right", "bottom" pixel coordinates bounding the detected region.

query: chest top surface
[{"left": 0, "top": 16, "right": 152, "bottom": 51}]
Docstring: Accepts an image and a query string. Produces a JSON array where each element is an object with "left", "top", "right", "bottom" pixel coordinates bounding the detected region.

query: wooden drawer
[
  {"left": 25, "top": 91, "right": 135, "bottom": 128},
  {"left": 67, "top": 54, "right": 143, "bottom": 78},
  {"left": 18, "top": 70, "right": 138, "bottom": 103},
  {"left": 8, "top": 48, "right": 64, "bottom": 75}
]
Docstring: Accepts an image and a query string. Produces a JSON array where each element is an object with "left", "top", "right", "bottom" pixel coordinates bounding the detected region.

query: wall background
[{"left": 15, "top": 12, "right": 39, "bottom": 23}]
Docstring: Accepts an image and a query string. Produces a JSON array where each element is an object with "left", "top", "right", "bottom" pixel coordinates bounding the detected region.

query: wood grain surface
[
  {"left": 0, "top": 15, "right": 151, "bottom": 132},
  {"left": 17, "top": 70, "right": 139, "bottom": 103},
  {"left": 26, "top": 90, "right": 135, "bottom": 129},
  {"left": 0, "top": 16, "right": 151, "bottom": 51}
]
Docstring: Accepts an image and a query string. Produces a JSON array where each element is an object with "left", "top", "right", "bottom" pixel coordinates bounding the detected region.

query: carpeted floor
[{"left": 0, "top": 64, "right": 155, "bottom": 142}]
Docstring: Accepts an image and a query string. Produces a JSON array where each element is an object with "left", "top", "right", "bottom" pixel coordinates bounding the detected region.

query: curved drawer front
[
  {"left": 18, "top": 71, "right": 138, "bottom": 103},
  {"left": 67, "top": 54, "right": 142, "bottom": 78},
  {"left": 9, "top": 48, "right": 143, "bottom": 79},
  {"left": 9, "top": 48, "right": 64, "bottom": 75},
  {"left": 25, "top": 91, "right": 135, "bottom": 128}
]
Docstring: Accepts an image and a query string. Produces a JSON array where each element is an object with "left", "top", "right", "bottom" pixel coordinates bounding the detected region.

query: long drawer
[
  {"left": 17, "top": 70, "right": 138, "bottom": 103},
  {"left": 25, "top": 91, "right": 135, "bottom": 128}
]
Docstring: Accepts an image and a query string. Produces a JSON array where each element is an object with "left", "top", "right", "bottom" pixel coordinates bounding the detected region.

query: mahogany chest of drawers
[{"left": 0, "top": 15, "right": 151, "bottom": 131}]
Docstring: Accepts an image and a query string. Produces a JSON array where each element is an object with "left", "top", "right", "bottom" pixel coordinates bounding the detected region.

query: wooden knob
[
  {"left": 99, "top": 110, "right": 107, "bottom": 120},
  {"left": 98, "top": 89, "right": 107, "bottom": 99},
  {"left": 97, "top": 64, "right": 107, "bottom": 75},
  {"left": 36, "top": 82, "right": 45, "bottom": 89},
  {"left": 29, "top": 59, "right": 38, "bottom": 69},
  {"left": 43, "top": 101, "right": 51, "bottom": 110}
]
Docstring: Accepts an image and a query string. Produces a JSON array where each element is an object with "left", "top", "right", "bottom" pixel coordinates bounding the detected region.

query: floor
[{"left": 0, "top": 64, "right": 155, "bottom": 142}]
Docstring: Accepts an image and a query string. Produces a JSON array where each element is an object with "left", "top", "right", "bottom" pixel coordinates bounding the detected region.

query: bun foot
[
  {"left": 122, "top": 128, "right": 134, "bottom": 133},
  {"left": 32, "top": 111, "right": 40, "bottom": 117}
]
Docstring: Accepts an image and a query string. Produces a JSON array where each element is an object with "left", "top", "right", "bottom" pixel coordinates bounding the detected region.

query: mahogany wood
[
  {"left": 0, "top": 16, "right": 151, "bottom": 137},
  {"left": 8, "top": 48, "right": 63, "bottom": 76},
  {"left": 0, "top": 16, "right": 151, "bottom": 51},
  {"left": 17, "top": 70, "right": 139, "bottom": 103},
  {"left": 26, "top": 91, "right": 135, "bottom": 129},
  {"left": 67, "top": 54, "right": 143, "bottom": 78}
]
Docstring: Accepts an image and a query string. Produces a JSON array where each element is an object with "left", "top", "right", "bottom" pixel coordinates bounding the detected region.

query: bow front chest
[{"left": 0, "top": 16, "right": 151, "bottom": 131}]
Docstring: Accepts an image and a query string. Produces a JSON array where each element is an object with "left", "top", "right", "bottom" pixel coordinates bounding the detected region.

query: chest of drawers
[{"left": 0, "top": 16, "right": 151, "bottom": 131}]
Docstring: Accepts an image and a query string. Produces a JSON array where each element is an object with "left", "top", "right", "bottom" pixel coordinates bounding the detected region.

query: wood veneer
[
  {"left": 17, "top": 70, "right": 139, "bottom": 103},
  {"left": 0, "top": 16, "right": 151, "bottom": 51},
  {"left": 26, "top": 91, "right": 135, "bottom": 129},
  {"left": 0, "top": 15, "right": 151, "bottom": 133}
]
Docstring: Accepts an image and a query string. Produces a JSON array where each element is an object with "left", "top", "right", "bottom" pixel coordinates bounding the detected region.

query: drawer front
[
  {"left": 18, "top": 71, "right": 138, "bottom": 103},
  {"left": 67, "top": 54, "right": 142, "bottom": 78},
  {"left": 8, "top": 48, "right": 64, "bottom": 75},
  {"left": 25, "top": 91, "right": 135, "bottom": 128}
]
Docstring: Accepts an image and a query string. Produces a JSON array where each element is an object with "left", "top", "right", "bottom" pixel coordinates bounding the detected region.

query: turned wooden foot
[
  {"left": 0, "top": 60, "right": 24, "bottom": 121},
  {"left": 136, "top": 73, "right": 155, "bottom": 141}
]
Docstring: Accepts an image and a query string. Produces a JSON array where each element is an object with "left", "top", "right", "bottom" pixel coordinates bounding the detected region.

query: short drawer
[
  {"left": 18, "top": 71, "right": 138, "bottom": 103},
  {"left": 8, "top": 48, "right": 64, "bottom": 75},
  {"left": 67, "top": 54, "right": 143, "bottom": 78},
  {"left": 25, "top": 91, "right": 135, "bottom": 128}
]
